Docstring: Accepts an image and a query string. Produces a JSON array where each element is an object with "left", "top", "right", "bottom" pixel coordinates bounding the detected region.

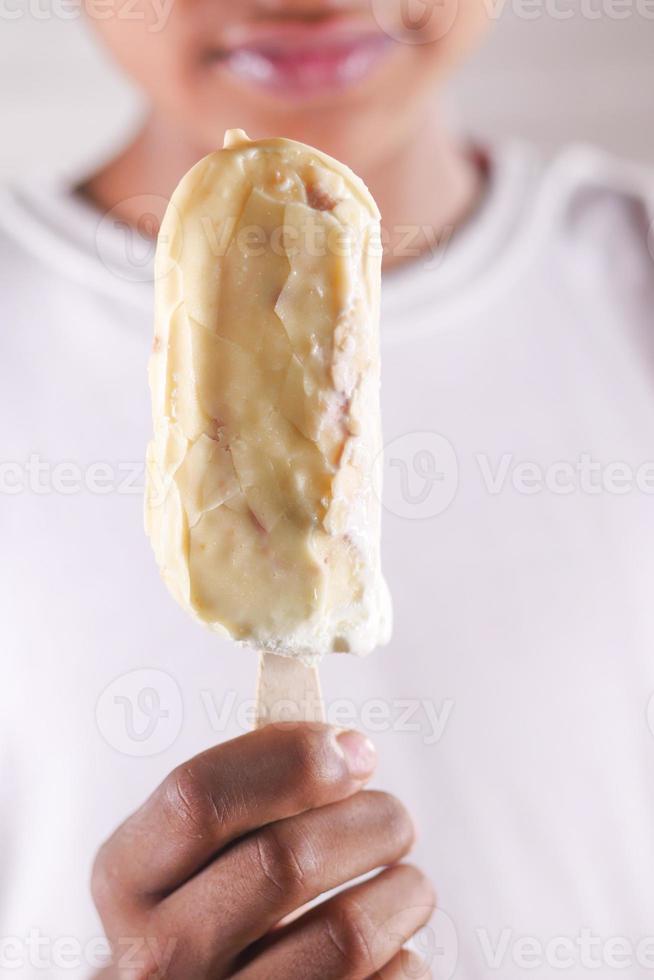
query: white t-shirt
[{"left": 1, "top": 143, "right": 654, "bottom": 980}]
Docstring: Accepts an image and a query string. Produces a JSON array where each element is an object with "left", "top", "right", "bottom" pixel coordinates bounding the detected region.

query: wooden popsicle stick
[{"left": 255, "top": 651, "right": 325, "bottom": 728}]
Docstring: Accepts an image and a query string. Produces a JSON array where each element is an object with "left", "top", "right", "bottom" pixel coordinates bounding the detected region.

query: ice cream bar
[{"left": 145, "top": 129, "right": 391, "bottom": 665}]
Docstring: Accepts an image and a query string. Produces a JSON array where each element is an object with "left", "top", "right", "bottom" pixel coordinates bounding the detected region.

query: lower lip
[{"left": 215, "top": 35, "right": 395, "bottom": 99}]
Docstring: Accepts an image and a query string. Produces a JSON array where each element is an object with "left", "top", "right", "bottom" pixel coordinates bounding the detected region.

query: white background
[{"left": 1, "top": 0, "right": 653, "bottom": 181}]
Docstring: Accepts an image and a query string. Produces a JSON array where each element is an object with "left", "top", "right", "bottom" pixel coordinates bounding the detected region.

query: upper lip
[{"left": 217, "top": 14, "right": 386, "bottom": 54}]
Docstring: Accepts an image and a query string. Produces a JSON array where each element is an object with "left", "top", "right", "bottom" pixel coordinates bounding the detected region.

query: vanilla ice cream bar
[{"left": 145, "top": 130, "right": 391, "bottom": 663}]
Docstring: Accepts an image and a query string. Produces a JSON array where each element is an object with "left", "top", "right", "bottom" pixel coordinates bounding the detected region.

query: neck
[
  {"left": 365, "top": 113, "right": 484, "bottom": 269},
  {"left": 81, "top": 108, "right": 483, "bottom": 271}
]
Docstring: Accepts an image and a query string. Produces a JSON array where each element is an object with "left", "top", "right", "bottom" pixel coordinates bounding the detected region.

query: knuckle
[
  {"left": 367, "top": 791, "right": 415, "bottom": 847},
  {"left": 112, "top": 939, "right": 160, "bottom": 980},
  {"left": 402, "top": 863, "right": 437, "bottom": 909},
  {"left": 405, "top": 950, "right": 434, "bottom": 980},
  {"left": 253, "top": 822, "right": 319, "bottom": 901},
  {"left": 129, "top": 952, "right": 160, "bottom": 980},
  {"left": 91, "top": 837, "right": 141, "bottom": 927},
  {"left": 323, "top": 895, "right": 374, "bottom": 973},
  {"left": 382, "top": 950, "right": 433, "bottom": 980},
  {"left": 162, "top": 764, "right": 223, "bottom": 839},
  {"left": 288, "top": 727, "right": 343, "bottom": 800},
  {"left": 90, "top": 845, "right": 114, "bottom": 914}
]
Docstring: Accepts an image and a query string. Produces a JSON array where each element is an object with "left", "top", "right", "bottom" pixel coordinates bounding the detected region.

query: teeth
[
  {"left": 226, "top": 49, "right": 277, "bottom": 84},
  {"left": 220, "top": 37, "right": 390, "bottom": 93},
  {"left": 337, "top": 47, "right": 376, "bottom": 84}
]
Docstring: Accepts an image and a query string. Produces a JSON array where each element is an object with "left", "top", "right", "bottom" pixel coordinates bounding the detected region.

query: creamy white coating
[{"left": 145, "top": 129, "right": 391, "bottom": 661}]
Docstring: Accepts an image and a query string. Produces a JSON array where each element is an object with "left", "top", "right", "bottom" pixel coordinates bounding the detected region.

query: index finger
[{"left": 93, "top": 723, "right": 376, "bottom": 902}]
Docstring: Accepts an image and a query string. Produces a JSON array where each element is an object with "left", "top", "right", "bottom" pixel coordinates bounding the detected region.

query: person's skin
[
  {"left": 87, "top": 3, "right": 491, "bottom": 974},
  {"left": 85, "top": 0, "right": 491, "bottom": 266},
  {"left": 93, "top": 724, "right": 435, "bottom": 978}
]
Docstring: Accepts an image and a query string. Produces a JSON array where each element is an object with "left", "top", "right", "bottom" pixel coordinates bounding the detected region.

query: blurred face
[{"left": 91, "top": 0, "right": 489, "bottom": 170}]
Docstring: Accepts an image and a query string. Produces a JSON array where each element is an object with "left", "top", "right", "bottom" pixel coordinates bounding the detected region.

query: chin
[{"left": 191, "top": 94, "right": 400, "bottom": 175}]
